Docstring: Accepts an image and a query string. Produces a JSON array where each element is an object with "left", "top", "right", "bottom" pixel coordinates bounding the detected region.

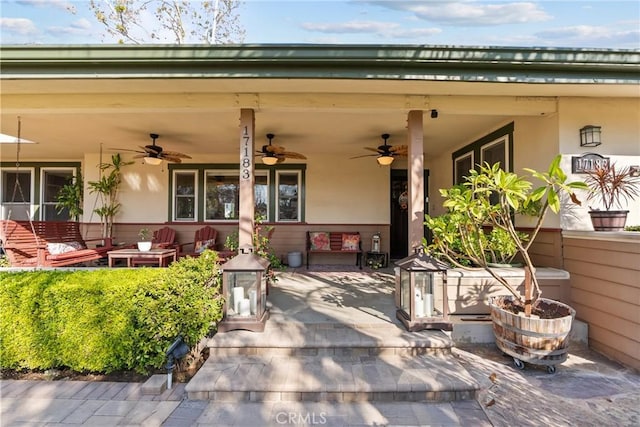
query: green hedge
[{"left": 0, "top": 250, "right": 223, "bottom": 374}]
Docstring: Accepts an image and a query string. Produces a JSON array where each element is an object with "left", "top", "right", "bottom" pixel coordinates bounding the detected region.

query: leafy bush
[
  {"left": 624, "top": 225, "right": 640, "bottom": 231},
  {"left": 0, "top": 250, "right": 223, "bottom": 374}
]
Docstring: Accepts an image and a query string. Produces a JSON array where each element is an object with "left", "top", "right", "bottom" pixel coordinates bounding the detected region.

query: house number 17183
[{"left": 241, "top": 126, "right": 252, "bottom": 180}]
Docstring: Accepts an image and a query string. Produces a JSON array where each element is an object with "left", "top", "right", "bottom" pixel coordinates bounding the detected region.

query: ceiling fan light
[
  {"left": 144, "top": 156, "right": 163, "bottom": 165},
  {"left": 377, "top": 155, "right": 394, "bottom": 166},
  {"left": 262, "top": 155, "right": 279, "bottom": 166}
]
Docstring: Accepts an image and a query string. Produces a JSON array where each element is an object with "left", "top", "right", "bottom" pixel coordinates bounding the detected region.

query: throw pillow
[
  {"left": 195, "top": 239, "right": 216, "bottom": 254},
  {"left": 47, "top": 241, "right": 83, "bottom": 255},
  {"left": 309, "top": 232, "right": 331, "bottom": 251},
  {"left": 341, "top": 234, "right": 360, "bottom": 251}
]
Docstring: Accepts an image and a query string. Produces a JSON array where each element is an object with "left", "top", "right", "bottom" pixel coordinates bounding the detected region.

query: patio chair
[{"left": 176, "top": 226, "right": 219, "bottom": 258}]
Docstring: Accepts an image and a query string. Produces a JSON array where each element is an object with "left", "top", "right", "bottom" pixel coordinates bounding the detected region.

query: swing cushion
[{"left": 47, "top": 241, "right": 84, "bottom": 255}]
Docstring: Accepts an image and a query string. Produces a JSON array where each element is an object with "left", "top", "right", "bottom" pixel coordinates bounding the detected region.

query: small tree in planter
[
  {"left": 583, "top": 162, "right": 640, "bottom": 231},
  {"left": 426, "top": 155, "right": 587, "bottom": 372}
]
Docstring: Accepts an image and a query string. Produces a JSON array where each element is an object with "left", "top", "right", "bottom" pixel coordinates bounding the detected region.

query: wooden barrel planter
[{"left": 488, "top": 296, "right": 576, "bottom": 374}]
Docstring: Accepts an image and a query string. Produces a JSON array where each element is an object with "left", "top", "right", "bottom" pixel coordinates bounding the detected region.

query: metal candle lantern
[
  {"left": 218, "top": 247, "right": 270, "bottom": 332},
  {"left": 394, "top": 247, "right": 451, "bottom": 332},
  {"left": 372, "top": 232, "right": 381, "bottom": 253}
]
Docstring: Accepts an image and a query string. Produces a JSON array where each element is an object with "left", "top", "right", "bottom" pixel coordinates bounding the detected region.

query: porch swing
[{"left": 0, "top": 118, "right": 113, "bottom": 267}]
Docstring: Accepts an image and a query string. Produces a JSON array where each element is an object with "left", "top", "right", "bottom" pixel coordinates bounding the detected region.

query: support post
[
  {"left": 239, "top": 109, "right": 255, "bottom": 249},
  {"left": 407, "top": 110, "right": 424, "bottom": 253}
]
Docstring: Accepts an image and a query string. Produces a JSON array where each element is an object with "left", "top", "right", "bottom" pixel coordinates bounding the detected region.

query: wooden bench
[
  {"left": 0, "top": 220, "right": 113, "bottom": 267},
  {"left": 306, "top": 231, "right": 362, "bottom": 269}
]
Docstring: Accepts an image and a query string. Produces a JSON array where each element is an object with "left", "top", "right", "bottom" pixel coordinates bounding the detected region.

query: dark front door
[{"left": 390, "top": 169, "right": 429, "bottom": 260}]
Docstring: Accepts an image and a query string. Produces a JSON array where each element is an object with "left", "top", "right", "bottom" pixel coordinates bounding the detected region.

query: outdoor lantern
[
  {"left": 372, "top": 232, "right": 381, "bottom": 253},
  {"left": 394, "top": 247, "right": 451, "bottom": 332},
  {"left": 218, "top": 246, "right": 270, "bottom": 332},
  {"left": 580, "top": 125, "right": 602, "bottom": 147}
]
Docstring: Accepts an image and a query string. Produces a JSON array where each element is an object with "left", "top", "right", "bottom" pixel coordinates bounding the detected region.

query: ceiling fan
[
  {"left": 113, "top": 133, "right": 192, "bottom": 164},
  {"left": 256, "top": 133, "right": 307, "bottom": 165},
  {"left": 351, "top": 133, "right": 407, "bottom": 165}
]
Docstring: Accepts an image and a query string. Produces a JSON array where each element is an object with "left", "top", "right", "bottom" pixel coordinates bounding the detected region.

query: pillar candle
[
  {"left": 414, "top": 289, "right": 425, "bottom": 317},
  {"left": 239, "top": 298, "right": 251, "bottom": 316},
  {"left": 424, "top": 294, "right": 434, "bottom": 317},
  {"left": 249, "top": 289, "right": 257, "bottom": 315},
  {"left": 233, "top": 287, "right": 244, "bottom": 314}
]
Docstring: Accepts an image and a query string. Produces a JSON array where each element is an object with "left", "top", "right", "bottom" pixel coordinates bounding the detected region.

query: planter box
[{"left": 431, "top": 267, "right": 570, "bottom": 315}]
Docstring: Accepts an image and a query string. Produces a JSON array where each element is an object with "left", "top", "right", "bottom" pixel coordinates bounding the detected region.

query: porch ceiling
[{"left": 0, "top": 76, "right": 633, "bottom": 162}]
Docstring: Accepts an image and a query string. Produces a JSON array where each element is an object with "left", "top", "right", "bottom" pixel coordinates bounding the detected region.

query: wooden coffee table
[{"left": 107, "top": 248, "right": 177, "bottom": 267}]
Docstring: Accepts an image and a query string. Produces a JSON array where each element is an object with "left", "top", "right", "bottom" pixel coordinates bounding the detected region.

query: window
[
  {"left": 276, "top": 171, "right": 300, "bottom": 221},
  {"left": 1, "top": 169, "right": 33, "bottom": 220},
  {"left": 174, "top": 171, "right": 197, "bottom": 221},
  {"left": 0, "top": 163, "right": 80, "bottom": 221},
  {"left": 451, "top": 122, "right": 513, "bottom": 184},
  {"left": 41, "top": 169, "right": 74, "bottom": 221},
  {"left": 454, "top": 152, "right": 474, "bottom": 186},
  {"left": 169, "top": 164, "right": 304, "bottom": 222}
]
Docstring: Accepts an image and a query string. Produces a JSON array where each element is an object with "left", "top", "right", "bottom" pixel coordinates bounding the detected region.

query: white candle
[
  {"left": 249, "top": 289, "right": 257, "bottom": 315},
  {"left": 424, "top": 294, "right": 434, "bottom": 317},
  {"left": 240, "top": 298, "right": 251, "bottom": 316},
  {"left": 233, "top": 287, "right": 244, "bottom": 314},
  {"left": 414, "top": 289, "right": 425, "bottom": 317}
]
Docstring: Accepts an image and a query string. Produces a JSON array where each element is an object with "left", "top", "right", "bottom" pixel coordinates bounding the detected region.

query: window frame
[
  {"left": 40, "top": 167, "right": 76, "bottom": 221},
  {"left": 168, "top": 163, "right": 305, "bottom": 223},
  {"left": 172, "top": 169, "right": 198, "bottom": 222},
  {"left": 451, "top": 122, "right": 514, "bottom": 184},
  {"left": 275, "top": 169, "right": 302, "bottom": 222}
]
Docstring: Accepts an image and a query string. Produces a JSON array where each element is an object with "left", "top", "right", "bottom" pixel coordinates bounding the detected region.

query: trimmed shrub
[{"left": 0, "top": 250, "right": 223, "bottom": 374}]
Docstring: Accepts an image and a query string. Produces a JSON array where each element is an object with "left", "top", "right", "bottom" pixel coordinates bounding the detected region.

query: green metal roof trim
[{"left": 1, "top": 44, "right": 639, "bottom": 84}]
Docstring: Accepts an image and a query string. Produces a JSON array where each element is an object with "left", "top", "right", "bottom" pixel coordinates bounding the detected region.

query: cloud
[
  {"left": 536, "top": 25, "right": 640, "bottom": 48},
  {"left": 46, "top": 18, "right": 93, "bottom": 37},
  {"left": 0, "top": 17, "right": 38, "bottom": 35},
  {"left": 301, "top": 20, "right": 441, "bottom": 39},
  {"left": 17, "top": 0, "right": 76, "bottom": 13},
  {"left": 366, "top": 0, "right": 551, "bottom": 26}
]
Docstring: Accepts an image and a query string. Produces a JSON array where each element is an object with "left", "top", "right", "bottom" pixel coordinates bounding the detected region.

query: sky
[{"left": 1, "top": 0, "right": 639, "bottom": 49}]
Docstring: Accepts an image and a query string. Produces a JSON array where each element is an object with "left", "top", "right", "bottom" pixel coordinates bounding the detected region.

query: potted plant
[
  {"left": 425, "top": 155, "right": 587, "bottom": 373},
  {"left": 583, "top": 162, "right": 640, "bottom": 231},
  {"left": 55, "top": 171, "right": 84, "bottom": 221},
  {"left": 137, "top": 227, "right": 152, "bottom": 251}
]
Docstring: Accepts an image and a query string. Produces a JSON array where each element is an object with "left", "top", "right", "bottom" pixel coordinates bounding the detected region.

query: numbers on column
[{"left": 241, "top": 125, "right": 252, "bottom": 181}]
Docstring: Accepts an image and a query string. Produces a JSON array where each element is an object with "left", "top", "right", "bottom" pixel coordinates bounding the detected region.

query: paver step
[
  {"left": 185, "top": 353, "right": 480, "bottom": 403},
  {"left": 204, "top": 321, "right": 454, "bottom": 357}
]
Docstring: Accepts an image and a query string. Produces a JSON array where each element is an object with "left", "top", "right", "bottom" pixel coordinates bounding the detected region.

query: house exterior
[{"left": 1, "top": 45, "right": 640, "bottom": 367}]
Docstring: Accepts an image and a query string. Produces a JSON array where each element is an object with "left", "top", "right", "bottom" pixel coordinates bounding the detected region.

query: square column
[{"left": 407, "top": 110, "right": 425, "bottom": 253}]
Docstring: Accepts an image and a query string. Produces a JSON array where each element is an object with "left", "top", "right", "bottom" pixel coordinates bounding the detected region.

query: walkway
[{"left": 2, "top": 266, "right": 639, "bottom": 426}]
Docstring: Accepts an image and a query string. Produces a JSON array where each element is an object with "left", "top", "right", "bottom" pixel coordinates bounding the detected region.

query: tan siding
[{"left": 564, "top": 233, "right": 640, "bottom": 371}]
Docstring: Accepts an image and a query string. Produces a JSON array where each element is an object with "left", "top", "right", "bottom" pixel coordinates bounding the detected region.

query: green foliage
[
  {"left": 88, "top": 154, "right": 133, "bottom": 239},
  {"left": 138, "top": 227, "right": 151, "bottom": 241},
  {"left": 624, "top": 225, "right": 640, "bottom": 231},
  {"left": 0, "top": 252, "right": 223, "bottom": 374},
  {"left": 425, "top": 155, "right": 586, "bottom": 304},
  {"left": 55, "top": 171, "right": 83, "bottom": 221}
]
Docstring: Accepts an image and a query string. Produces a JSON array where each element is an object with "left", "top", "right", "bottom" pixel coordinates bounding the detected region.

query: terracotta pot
[
  {"left": 488, "top": 295, "right": 575, "bottom": 373},
  {"left": 589, "top": 210, "right": 628, "bottom": 231}
]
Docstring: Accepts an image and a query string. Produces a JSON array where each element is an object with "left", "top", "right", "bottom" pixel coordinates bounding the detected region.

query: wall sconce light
[
  {"left": 377, "top": 155, "right": 394, "bottom": 166},
  {"left": 430, "top": 109, "right": 438, "bottom": 119},
  {"left": 580, "top": 125, "right": 602, "bottom": 147},
  {"left": 144, "top": 155, "right": 163, "bottom": 165},
  {"left": 262, "top": 154, "right": 279, "bottom": 165}
]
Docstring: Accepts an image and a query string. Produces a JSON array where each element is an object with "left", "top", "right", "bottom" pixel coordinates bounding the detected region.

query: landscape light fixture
[
  {"left": 580, "top": 125, "right": 602, "bottom": 147},
  {"left": 165, "top": 336, "right": 189, "bottom": 389}
]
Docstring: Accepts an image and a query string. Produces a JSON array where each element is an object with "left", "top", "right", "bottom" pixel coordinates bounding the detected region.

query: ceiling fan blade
[
  {"left": 282, "top": 151, "right": 307, "bottom": 159},
  {"left": 111, "top": 147, "right": 145, "bottom": 153},
  {"left": 363, "top": 147, "right": 381, "bottom": 153},
  {"left": 162, "top": 150, "right": 191, "bottom": 158},
  {"left": 390, "top": 145, "right": 408, "bottom": 154},
  {"left": 162, "top": 155, "right": 183, "bottom": 163},
  {"left": 132, "top": 154, "right": 147, "bottom": 159},
  {"left": 350, "top": 154, "right": 378, "bottom": 159}
]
